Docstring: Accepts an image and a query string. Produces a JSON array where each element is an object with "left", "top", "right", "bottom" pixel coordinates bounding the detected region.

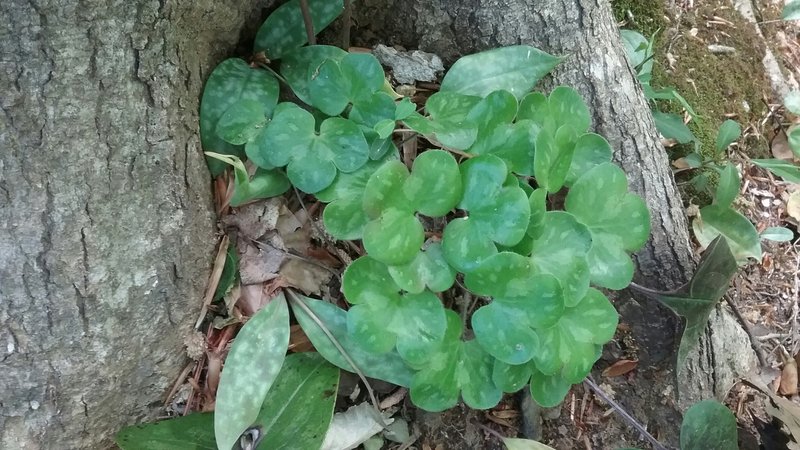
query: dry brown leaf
[
  {"left": 237, "top": 283, "right": 268, "bottom": 317},
  {"left": 279, "top": 258, "right": 332, "bottom": 295},
  {"left": 602, "top": 359, "right": 639, "bottom": 377},
  {"left": 672, "top": 158, "right": 691, "bottom": 169},
  {"left": 222, "top": 198, "right": 283, "bottom": 240},
  {"left": 288, "top": 324, "right": 314, "bottom": 353},
  {"left": 747, "top": 378, "right": 800, "bottom": 448},
  {"left": 237, "top": 239, "right": 284, "bottom": 285},
  {"left": 773, "top": 130, "right": 795, "bottom": 161},
  {"left": 788, "top": 190, "right": 800, "bottom": 222},
  {"left": 781, "top": 358, "right": 799, "bottom": 396}
]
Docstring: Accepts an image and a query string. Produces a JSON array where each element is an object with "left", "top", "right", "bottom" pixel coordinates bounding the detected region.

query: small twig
[
  {"left": 583, "top": 377, "right": 668, "bottom": 450},
  {"left": 475, "top": 422, "right": 506, "bottom": 442},
  {"left": 286, "top": 290, "right": 388, "bottom": 426},
  {"left": 628, "top": 281, "right": 679, "bottom": 297},
  {"left": 341, "top": 0, "right": 351, "bottom": 50},
  {"left": 724, "top": 295, "right": 768, "bottom": 367},
  {"left": 298, "top": 0, "right": 315, "bottom": 45}
]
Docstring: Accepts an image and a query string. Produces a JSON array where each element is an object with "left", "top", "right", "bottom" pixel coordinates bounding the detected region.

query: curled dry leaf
[
  {"left": 602, "top": 359, "right": 639, "bottom": 378},
  {"left": 788, "top": 190, "right": 800, "bottom": 222},
  {"left": 772, "top": 131, "right": 794, "bottom": 161},
  {"left": 781, "top": 356, "right": 799, "bottom": 396}
]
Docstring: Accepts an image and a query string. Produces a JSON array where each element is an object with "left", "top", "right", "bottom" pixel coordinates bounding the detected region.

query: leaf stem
[
  {"left": 286, "top": 290, "right": 388, "bottom": 427},
  {"left": 341, "top": 0, "right": 351, "bottom": 50},
  {"left": 298, "top": 0, "right": 316, "bottom": 45},
  {"left": 583, "top": 377, "right": 667, "bottom": 450}
]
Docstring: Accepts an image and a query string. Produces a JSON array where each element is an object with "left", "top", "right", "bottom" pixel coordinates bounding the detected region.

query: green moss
[{"left": 610, "top": 0, "right": 668, "bottom": 38}]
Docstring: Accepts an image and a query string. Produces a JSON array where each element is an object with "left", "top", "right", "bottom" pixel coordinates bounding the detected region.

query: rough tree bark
[
  {"left": 0, "top": 1, "right": 272, "bottom": 447},
  {"left": 351, "top": 0, "right": 757, "bottom": 443}
]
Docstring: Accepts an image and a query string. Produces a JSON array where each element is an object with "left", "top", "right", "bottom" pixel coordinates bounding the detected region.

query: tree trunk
[
  {"left": 0, "top": 1, "right": 271, "bottom": 447},
  {"left": 350, "top": 0, "right": 756, "bottom": 442}
]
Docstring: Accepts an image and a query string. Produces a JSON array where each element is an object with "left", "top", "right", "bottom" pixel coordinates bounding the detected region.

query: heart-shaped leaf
[
  {"left": 387, "top": 242, "right": 457, "bottom": 294},
  {"left": 565, "top": 133, "right": 613, "bottom": 186},
  {"left": 548, "top": 86, "right": 591, "bottom": 134},
  {"left": 215, "top": 294, "right": 290, "bottom": 450},
  {"left": 200, "top": 59, "right": 279, "bottom": 176},
  {"left": 534, "top": 125, "right": 578, "bottom": 192},
  {"left": 443, "top": 155, "right": 530, "bottom": 272},
  {"left": 492, "top": 359, "right": 536, "bottom": 393},
  {"left": 290, "top": 294, "right": 415, "bottom": 387},
  {"left": 308, "top": 53, "right": 386, "bottom": 116},
  {"left": 254, "top": 0, "right": 344, "bottom": 58},
  {"left": 439, "top": 46, "right": 562, "bottom": 99},
  {"left": 280, "top": 45, "right": 347, "bottom": 104},
  {"left": 529, "top": 212, "right": 592, "bottom": 307},
  {"left": 680, "top": 400, "right": 738, "bottom": 450},
  {"left": 566, "top": 163, "right": 651, "bottom": 289},
  {"left": 410, "top": 311, "right": 502, "bottom": 412},
  {"left": 215, "top": 99, "right": 269, "bottom": 145},
  {"left": 529, "top": 368, "right": 573, "bottom": 407},
  {"left": 464, "top": 252, "right": 534, "bottom": 298},
  {"left": 248, "top": 103, "right": 369, "bottom": 193}
]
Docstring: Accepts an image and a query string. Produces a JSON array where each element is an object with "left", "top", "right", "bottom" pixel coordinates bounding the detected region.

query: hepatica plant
[{"left": 200, "top": 0, "right": 650, "bottom": 414}]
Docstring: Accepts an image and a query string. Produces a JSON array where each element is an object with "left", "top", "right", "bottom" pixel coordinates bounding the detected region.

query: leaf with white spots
[
  {"left": 529, "top": 368, "right": 573, "bottom": 408},
  {"left": 529, "top": 212, "right": 592, "bottom": 307},
  {"left": 362, "top": 208, "right": 425, "bottom": 265},
  {"left": 280, "top": 45, "right": 347, "bottom": 104},
  {"left": 439, "top": 46, "right": 562, "bottom": 99},
  {"left": 471, "top": 274, "right": 564, "bottom": 364},
  {"left": 248, "top": 103, "right": 369, "bottom": 193},
  {"left": 319, "top": 158, "right": 390, "bottom": 240},
  {"left": 200, "top": 59, "right": 279, "bottom": 176},
  {"left": 308, "top": 53, "right": 386, "bottom": 116},
  {"left": 214, "top": 294, "right": 290, "bottom": 450},
  {"left": 410, "top": 311, "right": 502, "bottom": 412},
  {"left": 565, "top": 163, "right": 651, "bottom": 288},
  {"left": 565, "top": 133, "right": 613, "bottom": 186},
  {"left": 254, "top": 0, "right": 344, "bottom": 58},
  {"left": 291, "top": 295, "right": 415, "bottom": 387},
  {"left": 464, "top": 252, "right": 533, "bottom": 298},
  {"left": 404, "top": 150, "right": 462, "bottom": 217},
  {"left": 387, "top": 242, "right": 457, "bottom": 294},
  {"left": 534, "top": 124, "right": 578, "bottom": 193},
  {"left": 492, "top": 359, "right": 536, "bottom": 393},
  {"left": 548, "top": 86, "right": 591, "bottom": 134}
]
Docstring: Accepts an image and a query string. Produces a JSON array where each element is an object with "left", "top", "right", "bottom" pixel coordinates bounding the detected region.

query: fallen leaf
[
  {"left": 746, "top": 378, "right": 800, "bottom": 448},
  {"left": 279, "top": 258, "right": 332, "bottom": 294},
  {"left": 788, "top": 191, "right": 800, "bottom": 222},
  {"left": 238, "top": 239, "right": 284, "bottom": 285},
  {"left": 782, "top": 357, "right": 799, "bottom": 396},
  {"left": 222, "top": 198, "right": 283, "bottom": 240},
  {"left": 772, "top": 131, "right": 794, "bottom": 161},
  {"left": 673, "top": 158, "right": 691, "bottom": 169},
  {"left": 320, "top": 403, "right": 391, "bottom": 450},
  {"left": 602, "top": 359, "right": 639, "bottom": 377},
  {"left": 237, "top": 283, "right": 267, "bottom": 317}
]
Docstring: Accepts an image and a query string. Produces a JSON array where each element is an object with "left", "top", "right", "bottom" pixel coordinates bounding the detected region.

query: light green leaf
[
  {"left": 492, "top": 360, "right": 535, "bottom": 393},
  {"left": 395, "top": 97, "right": 417, "bottom": 119},
  {"left": 548, "top": 86, "right": 591, "bottom": 134},
  {"left": 214, "top": 294, "right": 290, "bottom": 450},
  {"left": 715, "top": 119, "right": 741, "bottom": 153},
  {"left": 309, "top": 53, "right": 386, "bottom": 115},
  {"left": 374, "top": 119, "right": 396, "bottom": 139},
  {"left": 693, "top": 204, "right": 761, "bottom": 263},
  {"left": 362, "top": 160, "right": 411, "bottom": 217},
  {"left": 200, "top": 59, "right": 279, "bottom": 176},
  {"left": 410, "top": 311, "right": 502, "bottom": 412},
  {"left": 464, "top": 252, "right": 533, "bottom": 298},
  {"left": 442, "top": 218, "right": 499, "bottom": 272},
  {"left": 784, "top": 0, "right": 800, "bottom": 20},
  {"left": 254, "top": 0, "right": 344, "bottom": 58},
  {"left": 405, "top": 150, "right": 462, "bottom": 217},
  {"left": 387, "top": 242, "right": 456, "bottom": 294},
  {"left": 466, "top": 90, "right": 519, "bottom": 152},
  {"left": 115, "top": 413, "right": 216, "bottom": 450},
  {"left": 290, "top": 294, "right": 415, "bottom": 387},
  {"left": 640, "top": 237, "right": 738, "bottom": 372},
  {"left": 503, "top": 437, "right": 557, "bottom": 450},
  {"left": 529, "top": 369, "right": 573, "bottom": 408},
  {"left": 788, "top": 125, "right": 800, "bottom": 158},
  {"left": 680, "top": 400, "right": 738, "bottom": 450},
  {"left": 526, "top": 188, "right": 548, "bottom": 240},
  {"left": 251, "top": 103, "right": 369, "bottom": 193},
  {"left": 620, "top": 29, "right": 653, "bottom": 76},
  {"left": 342, "top": 256, "right": 398, "bottom": 303},
  {"left": 785, "top": 90, "right": 800, "bottom": 115},
  {"left": 319, "top": 159, "right": 389, "bottom": 240},
  {"left": 204, "top": 152, "right": 290, "bottom": 206},
  {"left": 362, "top": 208, "right": 424, "bottom": 265},
  {"left": 652, "top": 111, "right": 695, "bottom": 144},
  {"left": 534, "top": 125, "right": 578, "bottom": 192},
  {"left": 251, "top": 353, "right": 339, "bottom": 450},
  {"left": 714, "top": 163, "right": 740, "bottom": 209},
  {"left": 215, "top": 100, "right": 269, "bottom": 145},
  {"left": 529, "top": 212, "right": 592, "bottom": 307},
  {"left": 439, "top": 45, "right": 562, "bottom": 99},
  {"left": 351, "top": 92, "right": 396, "bottom": 128},
  {"left": 280, "top": 45, "right": 347, "bottom": 104},
  {"left": 751, "top": 158, "right": 800, "bottom": 183},
  {"left": 565, "top": 133, "right": 613, "bottom": 186},
  {"left": 761, "top": 227, "right": 795, "bottom": 242}
]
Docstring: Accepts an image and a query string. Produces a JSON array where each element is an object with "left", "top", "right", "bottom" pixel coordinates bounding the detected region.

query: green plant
[
  {"left": 750, "top": 90, "right": 800, "bottom": 185},
  {"left": 196, "top": 0, "right": 651, "bottom": 423}
]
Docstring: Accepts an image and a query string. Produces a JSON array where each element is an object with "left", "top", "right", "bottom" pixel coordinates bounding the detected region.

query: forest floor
[{"left": 173, "top": 1, "right": 800, "bottom": 449}]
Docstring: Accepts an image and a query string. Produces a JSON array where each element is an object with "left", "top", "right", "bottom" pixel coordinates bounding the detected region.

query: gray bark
[
  {"left": 0, "top": 0, "right": 271, "bottom": 447},
  {"left": 351, "top": 0, "right": 756, "bottom": 443}
]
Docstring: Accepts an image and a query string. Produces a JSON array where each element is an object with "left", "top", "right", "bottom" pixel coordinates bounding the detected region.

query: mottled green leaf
[
  {"left": 492, "top": 360, "right": 535, "bottom": 393},
  {"left": 280, "top": 45, "right": 347, "bottom": 104},
  {"left": 439, "top": 46, "right": 562, "bottom": 99},
  {"left": 405, "top": 150, "right": 462, "bottom": 217},
  {"left": 548, "top": 86, "right": 591, "bottom": 134},
  {"left": 215, "top": 100, "right": 269, "bottom": 145},
  {"left": 308, "top": 53, "right": 386, "bottom": 115},
  {"left": 362, "top": 208, "right": 425, "bottom": 265},
  {"left": 680, "top": 400, "right": 738, "bottom": 450},
  {"left": 442, "top": 217, "right": 499, "bottom": 273},
  {"left": 290, "top": 294, "right": 415, "bottom": 387},
  {"left": 760, "top": 227, "right": 794, "bottom": 242},
  {"left": 464, "top": 252, "right": 534, "bottom": 298},
  {"left": 387, "top": 242, "right": 456, "bottom": 294},
  {"left": 254, "top": 0, "right": 344, "bottom": 58},
  {"left": 565, "top": 133, "right": 613, "bottom": 186},
  {"left": 200, "top": 59, "right": 279, "bottom": 176},
  {"left": 529, "top": 369, "right": 573, "bottom": 408},
  {"left": 215, "top": 294, "right": 290, "bottom": 450},
  {"left": 115, "top": 413, "right": 215, "bottom": 450},
  {"left": 534, "top": 125, "right": 578, "bottom": 192}
]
